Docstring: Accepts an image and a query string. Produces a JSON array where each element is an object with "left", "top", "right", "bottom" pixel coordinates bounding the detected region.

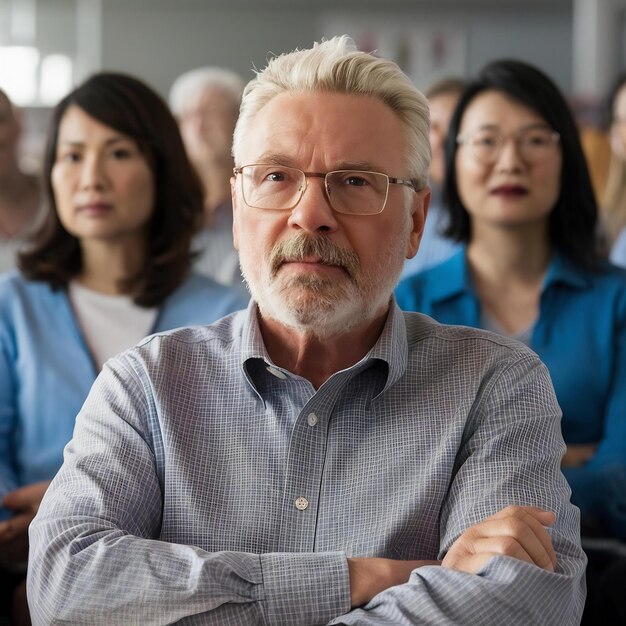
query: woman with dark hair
[
  {"left": 0, "top": 72, "right": 246, "bottom": 623},
  {"left": 396, "top": 60, "right": 626, "bottom": 542}
]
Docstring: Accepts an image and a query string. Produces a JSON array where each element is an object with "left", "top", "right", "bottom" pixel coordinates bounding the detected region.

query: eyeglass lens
[{"left": 464, "top": 128, "right": 558, "bottom": 163}]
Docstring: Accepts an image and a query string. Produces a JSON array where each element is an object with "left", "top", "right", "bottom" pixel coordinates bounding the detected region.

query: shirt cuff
[{"left": 259, "top": 552, "right": 350, "bottom": 625}]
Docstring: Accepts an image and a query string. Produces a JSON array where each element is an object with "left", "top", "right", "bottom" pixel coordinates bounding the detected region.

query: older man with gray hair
[
  {"left": 170, "top": 67, "right": 245, "bottom": 289},
  {"left": 28, "top": 37, "right": 585, "bottom": 625}
]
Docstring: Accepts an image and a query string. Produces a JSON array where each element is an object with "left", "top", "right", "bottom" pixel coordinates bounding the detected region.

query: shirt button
[
  {"left": 266, "top": 366, "right": 287, "bottom": 380},
  {"left": 295, "top": 497, "right": 309, "bottom": 511},
  {"left": 307, "top": 412, "right": 318, "bottom": 426}
]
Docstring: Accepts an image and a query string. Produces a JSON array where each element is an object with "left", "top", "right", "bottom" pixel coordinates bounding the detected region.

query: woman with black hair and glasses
[
  {"left": 396, "top": 60, "right": 626, "bottom": 545},
  {"left": 0, "top": 72, "right": 246, "bottom": 624}
]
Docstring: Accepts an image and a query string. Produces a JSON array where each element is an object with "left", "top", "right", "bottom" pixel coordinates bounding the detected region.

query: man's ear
[
  {"left": 231, "top": 176, "right": 240, "bottom": 251},
  {"left": 406, "top": 186, "right": 430, "bottom": 260}
]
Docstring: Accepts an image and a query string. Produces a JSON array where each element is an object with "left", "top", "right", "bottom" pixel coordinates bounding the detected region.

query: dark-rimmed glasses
[{"left": 233, "top": 164, "right": 418, "bottom": 216}]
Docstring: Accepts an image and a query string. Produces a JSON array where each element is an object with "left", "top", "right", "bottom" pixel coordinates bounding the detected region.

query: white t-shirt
[
  {"left": 610, "top": 226, "right": 626, "bottom": 269},
  {"left": 481, "top": 308, "right": 535, "bottom": 347},
  {"left": 68, "top": 281, "right": 158, "bottom": 370}
]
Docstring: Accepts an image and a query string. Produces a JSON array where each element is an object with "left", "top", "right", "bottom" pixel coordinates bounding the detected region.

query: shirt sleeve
[
  {"left": 27, "top": 355, "right": 350, "bottom": 626},
  {"left": 328, "top": 353, "right": 587, "bottom": 626}
]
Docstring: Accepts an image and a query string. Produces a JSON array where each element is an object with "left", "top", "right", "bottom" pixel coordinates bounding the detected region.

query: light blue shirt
[
  {"left": 396, "top": 248, "right": 626, "bottom": 539},
  {"left": 28, "top": 301, "right": 585, "bottom": 625},
  {"left": 0, "top": 270, "right": 247, "bottom": 518},
  {"left": 192, "top": 199, "right": 248, "bottom": 302},
  {"left": 400, "top": 188, "right": 460, "bottom": 280}
]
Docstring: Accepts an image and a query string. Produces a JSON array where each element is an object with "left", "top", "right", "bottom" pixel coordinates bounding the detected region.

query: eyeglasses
[
  {"left": 456, "top": 126, "right": 560, "bottom": 165},
  {"left": 233, "top": 164, "right": 418, "bottom": 216}
]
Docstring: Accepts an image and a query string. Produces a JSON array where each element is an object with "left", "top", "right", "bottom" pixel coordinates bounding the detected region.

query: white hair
[
  {"left": 233, "top": 35, "right": 431, "bottom": 188},
  {"left": 169, "top": 67, "right": 244, "bottom": 116}
]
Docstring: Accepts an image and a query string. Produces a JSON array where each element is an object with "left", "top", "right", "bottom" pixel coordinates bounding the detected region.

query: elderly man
[
  {"left": 28, "top": 37, "right": 586, "bottom": 625},
  {"left": 169, "top": 67, "right": 246, "bottom": 290}
]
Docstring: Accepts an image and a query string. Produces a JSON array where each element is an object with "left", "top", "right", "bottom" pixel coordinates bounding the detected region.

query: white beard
[{"left": 240, "top": 226, "right": 409, "bottom": 339}]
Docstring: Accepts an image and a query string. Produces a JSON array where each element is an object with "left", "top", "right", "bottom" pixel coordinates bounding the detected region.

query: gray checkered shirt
[{"left": 28, "top": 301, "right": 586, "bottom": 625}]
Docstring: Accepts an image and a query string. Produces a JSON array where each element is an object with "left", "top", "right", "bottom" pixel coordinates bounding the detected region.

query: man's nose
[{"left": 287, "top": 177, "right": 339, "bottom": 234}]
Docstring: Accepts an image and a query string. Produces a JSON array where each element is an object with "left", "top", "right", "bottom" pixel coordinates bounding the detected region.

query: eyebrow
[
  {"left": 253, "top": 152, "right": 386, "bottom": 172},
  {"left": 471, "top": 122, "right": 553, "bottom": 132},
  {"left": 57, "top": 136, "right": 133, "bottom": 148}
]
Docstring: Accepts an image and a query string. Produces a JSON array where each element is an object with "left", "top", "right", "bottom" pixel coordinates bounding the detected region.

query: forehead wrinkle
[
  {"left": 253, "top": 152, "right": 299, "bottom": 167},
  {"left": 331, "top": 160, "right": 385, "bottom": 172}
]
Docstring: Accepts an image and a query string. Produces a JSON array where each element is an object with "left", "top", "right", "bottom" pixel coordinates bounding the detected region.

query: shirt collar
[
  {"left": 428, "top": 247, "right": 471, "bottom": 302},
  {"left": 427, "top": 247, "right": 590, "bottom": 303},
  {"left": 543, "top": 251, "right": 591, "bottom": 290},
  {"left": 365, "top": 297, "right": 408, "bottom": 396},
  {"left": 238, "top": 297, "right": 408, "bottom": 398}
]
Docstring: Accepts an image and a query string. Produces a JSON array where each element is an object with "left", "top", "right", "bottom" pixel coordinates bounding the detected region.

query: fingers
[
  {"left": 442, "top": 505, "right": 557, "bottom": 575},
  {"left": 458, "top": 532, "right": 550, "bottom": 571},
  {"left": 488, "top": 506, "right": 557, "bottom": 570},
  {"left": 2, "top": 480, "right": 50, "bottom": 511}
]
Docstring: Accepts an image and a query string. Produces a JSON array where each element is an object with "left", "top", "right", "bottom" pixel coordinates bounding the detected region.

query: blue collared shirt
[
  {"left": 396, "top": 248, "right": 626, "bottom": 537},
  {"left": 0, "top": 270, "right": 247, "bottom": 517},
  {"left": 28, "top": 301, "right": 585, "bottom": 625}
]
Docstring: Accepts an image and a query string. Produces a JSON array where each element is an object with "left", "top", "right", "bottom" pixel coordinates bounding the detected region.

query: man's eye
[
  {"left": 344, "top": 176, "right": 368, "bottom": 187},
  {"left": 266, "top": 171, "right": 286, "bottom": 182}
]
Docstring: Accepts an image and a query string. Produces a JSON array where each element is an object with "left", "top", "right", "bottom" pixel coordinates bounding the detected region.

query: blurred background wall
[{"left": 0, "top": 0, "right": 624, "bottom": 167}]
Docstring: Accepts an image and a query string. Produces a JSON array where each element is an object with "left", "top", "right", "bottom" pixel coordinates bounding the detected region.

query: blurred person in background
[
  {"left": 0, "top": 88, "right": 41, "bottom": 273},
  {"left": 579, "top": 124, "right": 611, "bottom": 209},
  {"left": 396, "top": 59, "right": 626, "bottom": 623},
  {"left": 397, "top": 60, "right": 626, "bottom": 541},
  {"left": 0, "top": 72, "right": 246, "bottom": 625},
  {"left": 603, "top": 73, "right": 626, "bottom": 268},
  {"left": 400, "top": 77, "right": 464, "bottom": 279},
  {"left": 169, "top": 67, "right": 247, "bottom": 292}
]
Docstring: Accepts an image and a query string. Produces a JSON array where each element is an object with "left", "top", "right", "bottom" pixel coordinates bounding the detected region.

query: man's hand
[
  {"left": 348, "top": 557, "right": 440, "bottom": 608},
  {"left": 441, "top": 505, "right": 557, "bottom": 574},
  {"left": 0, "top": 481, "right": 50, "bottom": 563}
]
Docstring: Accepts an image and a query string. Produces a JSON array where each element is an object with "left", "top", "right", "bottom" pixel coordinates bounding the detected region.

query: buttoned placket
[{"left": 260, "top": 366, "right": 357, "bottom": 553}]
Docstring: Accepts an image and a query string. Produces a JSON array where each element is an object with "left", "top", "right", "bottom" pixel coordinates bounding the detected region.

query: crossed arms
[{"left": 27, "top": 343, "right": 586, "bottom": 625}]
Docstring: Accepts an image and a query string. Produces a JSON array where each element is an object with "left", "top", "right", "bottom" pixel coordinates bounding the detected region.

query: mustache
[{"left": 269, "top": 232, "right": 360, "bottom": 281}]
